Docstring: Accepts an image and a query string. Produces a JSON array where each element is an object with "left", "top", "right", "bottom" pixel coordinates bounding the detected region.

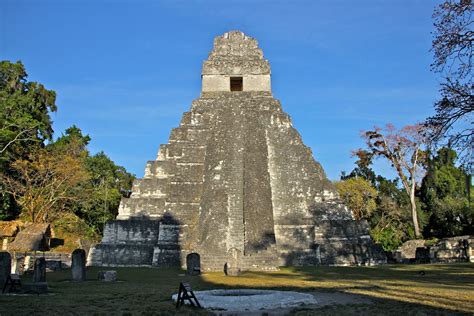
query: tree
[
  {"left": 76, "top": 152, "right": 135, "bottom": 233},
  {"left": 427, "top": 0, "right": 473, "bottom": 162},
  {"left": 1, "top": 141, "right": 89, "bottom": 223},
  {"left": 420, "top": 147, "right": 473, "bottom": 237},
  {"left": 341, "top": 150, "right": 376, "bottom": 185},
  {"left": 335, "top": 177, "right": 377, "bottom": 220},
  {"left": 341, "top": 155, "right": 415, "bottom": 250},
  {"left": 358, "top": 124, "right": 427, "bottom": 238},
  {"left": 0, "top": 60, "right": 57, "bottom": 219},
  {"left": 51, "top": 125, "right": 91, "bottom": 154},
  {"left": 0, "top": 61, "right": 57, "bottom": 162},
  {"left": 47, "top": 126, "right": 134, "bottom": 233}
]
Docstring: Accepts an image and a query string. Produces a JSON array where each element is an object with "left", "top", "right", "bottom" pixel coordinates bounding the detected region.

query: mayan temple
[{"left": 88, "top": 31, "right": 385, "bottom": 271}]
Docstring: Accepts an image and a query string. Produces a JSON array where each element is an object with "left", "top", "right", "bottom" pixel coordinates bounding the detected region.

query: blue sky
[{"left": 1, "top": 0, "right": 443, "bottom": 180}]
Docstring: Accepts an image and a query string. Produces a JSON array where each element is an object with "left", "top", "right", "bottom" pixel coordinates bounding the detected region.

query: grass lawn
[{"left": 0, "top": 263, "right": 472, "bottom": 315}]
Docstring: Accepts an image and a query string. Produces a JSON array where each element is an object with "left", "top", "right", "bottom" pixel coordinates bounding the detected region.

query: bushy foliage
[
  {"left": 335, "top": 178, "right": 377, "bottom": 220},
  {"left": 0, "top": 60, "right": 135, "bottom": 240},
  {"left": 341, "top": 155, "right": 424, "bottom": 251},
  {"left": 78, "top": 151, "right": 135, "bottom": 234},
  {"left": 420, "top": 148, "right": 473, "bottom": 237},
  {"left": 1, "top": 140, "right": 90, "bottom": 223},
  {"left": 0, "top": 61, "right": 58, "bottom": 219},
  {"left": 49, "top": 127, "right": 135, "bottom": 234},
  {"left": 343, "top": 145, "right": 470, "bottom": 251}
]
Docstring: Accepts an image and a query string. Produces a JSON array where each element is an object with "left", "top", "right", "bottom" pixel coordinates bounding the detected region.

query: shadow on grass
[{"left": 0, "top": 263, "right": 472, "bottom": 315}]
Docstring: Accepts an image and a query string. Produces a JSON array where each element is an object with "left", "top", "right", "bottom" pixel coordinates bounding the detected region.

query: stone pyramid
[{"left": 88, "top": 31, "right": 385, "bottom": 271}]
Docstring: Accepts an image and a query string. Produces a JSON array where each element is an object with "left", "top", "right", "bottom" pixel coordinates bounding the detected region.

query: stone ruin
[
  {"left": 88, "top": 31, "right": 385, "bottom": 271},
  {"left": 392, "top": 236, "right": 474, "bottom": 264}
]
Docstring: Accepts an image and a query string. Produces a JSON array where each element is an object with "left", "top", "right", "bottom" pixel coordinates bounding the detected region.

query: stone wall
[
  {"left": 430, "top": 236, "right": 473, "bottom": 263},
  {"left": 393, "top": 236, "right": 474, "bottom": 263},
  {"left": 88, "top": 220, "right": 159, "bottom": 266}
]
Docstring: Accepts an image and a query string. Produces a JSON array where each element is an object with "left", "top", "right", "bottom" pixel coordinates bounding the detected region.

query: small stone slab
[
  {"left": 224, "top": 248, "right": 242, "bottom": 276},
  {"left": 33, "top": 258, "right": 46, "bottom": 283},
  {"left": 71, "top": 249, "right": 86, "bottom": 281},
  {"left": 98, "top": 270, "right": 117, "bottom": 282},
  {"left": 186, "top": 253, "right": 201, "bottom": 276},
  {"left": 0, "top": 252, "right": 11, "bottom": 286},
  {"left": 172, "top": 289, "right": 318, "bottom": 312}
]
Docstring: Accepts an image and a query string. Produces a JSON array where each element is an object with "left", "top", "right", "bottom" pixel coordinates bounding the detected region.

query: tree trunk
[{"left": 410, "top": 183, "right": 421, "bottom": 238}]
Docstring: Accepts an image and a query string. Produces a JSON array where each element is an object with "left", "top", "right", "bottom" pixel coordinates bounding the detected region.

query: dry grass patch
[{"left": 0, "top": 263, "right": 472, "bottom": 315}]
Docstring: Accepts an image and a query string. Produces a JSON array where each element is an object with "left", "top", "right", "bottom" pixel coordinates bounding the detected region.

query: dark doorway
[{"left": 230, "top": 77, "right": 243, "bottom": 91}]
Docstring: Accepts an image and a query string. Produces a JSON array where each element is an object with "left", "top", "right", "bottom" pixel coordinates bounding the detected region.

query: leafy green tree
[
  {"left": 342, "top": 152, "right": 423, "bottom": 251},
  {"left": 370, "top": 177, "right": 418, "bottom": 251},
  {"left": 420, "top": 147, "right": 473, "bottom": 237},
  {"left": 0, "top": 60, "right": 57, "bottom": 219},
  {"left": 77, "top": 152, "right": 135, "bottom": 233},
  {"left": 47, "top": 126, "right": 135, "bottom": 233},
  {"left": 0, "top": 61, "right": 56, "bottom": 162},
  {"left": 341, "top": 150, "right": 376, "bottom": 185},
  {"left": 51, "top": 125, "right": 91, "bottom": 155},
  {"left": 335, "top": 178, "right": 378, "bottom": 220}
]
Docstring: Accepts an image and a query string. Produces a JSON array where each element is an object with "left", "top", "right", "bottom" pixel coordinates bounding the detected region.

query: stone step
[
  {"left": 169, "top": 127, "right": 208, "bottom": 145},
  {"left": 117, "top": 197, "right": 167, "bottom": 219},
  {"left": 144, "top": 160, "right": 175, "bottom": 179},
  {"left": 131, "top": 178, "right": 169, "bottom": 198}
]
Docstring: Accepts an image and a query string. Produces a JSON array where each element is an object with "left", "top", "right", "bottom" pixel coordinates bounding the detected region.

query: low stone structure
[
  {"left": 98, "top": 270, "right": 117, "bottom": 282},
  {"left": 72, "top": 249, "right": 86, "bottom": 281},
  {"left": 89, "top": 30, "right": 385, "bottom": 271},
  {"left": 393, "top": 240, "right": 426, "bottom": 263},
  {"left": 393, "top": 236, "right": 474, "bottom": 263},
  {"left": 430, "top": 236, "right": 473, "bottom": 263}
]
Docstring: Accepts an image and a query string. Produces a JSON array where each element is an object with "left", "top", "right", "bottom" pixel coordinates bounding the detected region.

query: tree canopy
[
  {"left": 427, "top": 0, "right": 473, "bottom": 162},
  {"left": 420, "top": 147, "right": 473, "bottom": 237},
  {"left": 0, "top": 60, "right": 135, "bottom": 239},
  {"left": 0, "top": 61, "right": 57, "bottom": 163},
  {"left": 358, "top": 124, "right": 427, "bottom": 238},
  {"left": 335, "top": 178, "right": 377, "bottom": 220},
  {"left": 1, "top": 141, "right": 89, "bottom": 223}
]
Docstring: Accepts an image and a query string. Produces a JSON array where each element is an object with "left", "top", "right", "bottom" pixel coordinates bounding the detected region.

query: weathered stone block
[
  {"left": 33, "top": 257, "right": 46, "bottom": 282},
  {"left": 98, "top": 270, "right": 117, "bottom": 282},
  {"left": 186, "top": 253, "right": 201, "bottom": 276},
  {"left": 102, "top": 220, "right": 160, "bottom": 245},
  {"left": 72, "top": 249, "right": 86, "bottom": 281},
  {"left": 0, "top": 251, "right": 11, "bottom": 286},
  {"left": 88, "top": 244, "right": 154, "bottom": 266}
]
